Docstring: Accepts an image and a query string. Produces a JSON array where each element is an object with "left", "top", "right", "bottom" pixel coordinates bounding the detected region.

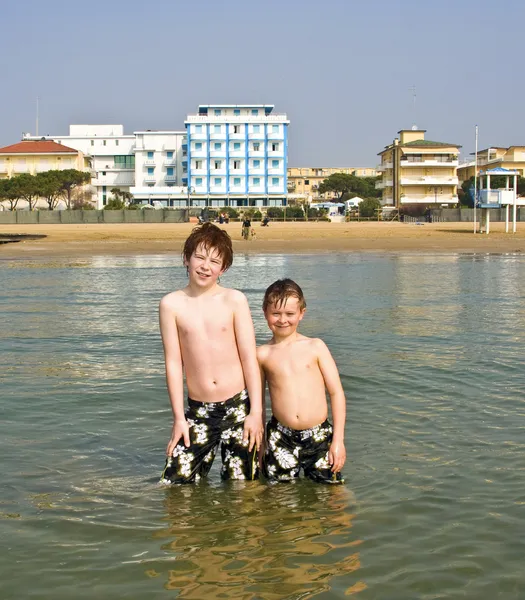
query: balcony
[
  {"left": 164, "top": 159, "right": 176, "bottom": 166},
  {"left": 186, "top": 114, "right": 288, "bottom": 123},
  {"left": 144, "top": 160, "right": 155, "bottom": 166},
  {"left": 376, "top": 162, "right": 393, "bottom": 171},
  {"left": 400, "top": 159, "right": 459, "bottom": 167},
  {"left": 400, "top": 176, "right": 458, "bottom": 186},
  {"left": 375, "top": 179, "right": 393, "bottom": 189},
  {"left": 229, "top": 132, "right": 245, "bottom": 140},
  {"left": 400, "top": 195, "right": 459, "bottom": 204}
]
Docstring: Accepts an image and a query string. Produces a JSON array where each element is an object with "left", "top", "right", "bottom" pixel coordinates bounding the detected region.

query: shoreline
[{"left": 0, "top": 221, "right": 524, "bottom": 258}]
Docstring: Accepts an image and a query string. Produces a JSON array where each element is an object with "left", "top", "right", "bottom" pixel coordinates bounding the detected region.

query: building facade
[
  {"left": 458, "top": 146, "right": 525, "bottom": 183},
  {"left": 0, "top": 140, "right": 86, "bottom": 179},
  {"left": 184, "top": 104, "right": 289, "bottom": 207},
  {"left": 287, "top": 166, "right": 378, "bottom": 200},
  {"left": 377, "top": 129, "right": 461, "bottom": 207}
]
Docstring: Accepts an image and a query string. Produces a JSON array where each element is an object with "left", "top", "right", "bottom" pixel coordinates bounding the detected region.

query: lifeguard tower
[{"left": 476, "top": 167, "right": 521, "bottom": 234}]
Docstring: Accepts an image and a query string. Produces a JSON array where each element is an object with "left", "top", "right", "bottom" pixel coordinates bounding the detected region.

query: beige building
[
  {"left": 287, "top": 166, "right": 377, "bottom": 200},
  {"left": 0, "top": 140, "right": 87, "bottom": 179},
  {"left": 377, "top": 129, "right": 461, "bottom": 207},
  {"left": 458, "top": 146, "right": 525, "bottom": 182}
]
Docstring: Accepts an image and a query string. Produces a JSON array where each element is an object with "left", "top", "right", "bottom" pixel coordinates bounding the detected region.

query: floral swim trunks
[
  {"left": 160, "top": 389, "right": 258, "bottom": 484},
  {"left": 263, "top": 416, "right": 343, "bottom": 484}
]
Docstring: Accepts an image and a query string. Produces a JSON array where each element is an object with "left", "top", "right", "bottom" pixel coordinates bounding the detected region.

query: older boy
[
  {"left": 159, "top": 223, "right": 263, "bottom": 484},
  {"left": 257, "top": 279, "right": 346, "bottom": 484}
]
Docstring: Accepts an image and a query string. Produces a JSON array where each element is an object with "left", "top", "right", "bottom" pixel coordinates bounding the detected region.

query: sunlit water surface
[{"left": 1, "top": 252, "right": 524, "bottom": 599}]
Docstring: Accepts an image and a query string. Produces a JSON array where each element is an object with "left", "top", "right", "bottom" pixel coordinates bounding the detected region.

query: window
[
  {"left": 272, "top": 125, "right": 279, "bottom": 132},
  {"left": 167, "top": 168, "right": 174, "bottom": 176},
  {"left": 114, "top": 155, "right": 135, "bottom": 168},
  {"left": 251, "top": 109, "right": 258, "bottom": 116},
  {"left": 253, "top": 143, "right": 260, "bottom": 151},
  {"left": 214, "top": 142, "right": 222, "bottom": 150},
  {"left": 91, "top": 140, "right": 94, "bottom": 146},
  {"left": 103, "top": 140, "right": 106, "bottom": 146},
  {"left": 271, "top": 143, "right": 279, "bottom": 151},
  {"left": 233, "top": 160, "right": 241, "bottom": 169},
  {"left": 234, "top": 142, "right": 241, "bottom": 150},
  {"left": 196, "top": 177, "right": 203, "bottom": 185},
  {"left": 115, "top": 140, "right": 119, "bottom": 146},
  {"left": 253, "top": 125, "right": 260, "bottom": 133},
  {"left": 304, "top": 179, "right": 310, "bottom": 184},
  {"left": 147, "top": 183, "right": 154, "bottom": 187},
  {"left": 234, "top": 109, "right": 240, "bottom": 116},
  {"left": 167, "top": 151, "right": 173, "bottom": 159},
  {"left": 195, "top": 160, "right": 202, "bottom": 169},
  {"left": 214, "top": 109, "right": 221, "bottom": 116},
  {"left": 233, "top": 125, "right": 240, "bottom": 134},
  {"left": 272, "top": 159, "right": 279, "bottom": 168},
  {"left": 215, "top": 177, "right": 222, "bottom": 185},
  {"left": 195, "top": 125, "right": 203, "bottom": 133},
  {"left": 195, "top": 142, "right": 202, "bottom": 150},
  {"left": 214, "top": 160, "right": 222, "bottom": 169},
  {"left": 253, "top": 177, "right": 260, "bottom": 185},
  {"left": 253, "top": 159, "right": 260, "bottom": 168},
  {"left": 147, "top": 151, "right": 154, "bottom": 159},
  {"left": 102, "top": 171, "right": 106, "bottom": 176},
  {"left": 233, "top": 177, "right": 241, "bottom": 186},
  {"left": 182, "top": 151, "right": 187, "bottom": 157},
  {"left": 147, "top": 167, "right": 154, "bottom": 175},
  {"left": 272, "top": 177, "right": 279, "bottom": 186}
]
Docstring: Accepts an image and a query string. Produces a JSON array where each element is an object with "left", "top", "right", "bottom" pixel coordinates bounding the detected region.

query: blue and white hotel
[{"left": 184, "top": 104, "right": 289, "bottom": 207}]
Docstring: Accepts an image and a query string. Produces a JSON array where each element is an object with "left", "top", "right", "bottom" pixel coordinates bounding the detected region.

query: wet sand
[{"left": 0, "top": 221, "right": 524, "bottom": 257}]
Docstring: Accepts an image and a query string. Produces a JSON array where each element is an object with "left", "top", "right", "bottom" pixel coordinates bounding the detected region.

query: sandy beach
[{"left": 0, "top": 221, "right": 524, "bottom": 257}]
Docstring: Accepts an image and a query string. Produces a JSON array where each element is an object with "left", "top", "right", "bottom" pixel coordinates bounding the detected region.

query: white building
[
  {"left": 185, "top": 104, "right": 289, "bottom": 207},
  {"left": 23, "top": 103, "right": 290, "bottom": 209}
]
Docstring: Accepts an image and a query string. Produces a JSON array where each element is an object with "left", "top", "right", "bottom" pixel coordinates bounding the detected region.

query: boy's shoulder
[{"left": 160, "top": 289, "right": 185, "bottom": 307}]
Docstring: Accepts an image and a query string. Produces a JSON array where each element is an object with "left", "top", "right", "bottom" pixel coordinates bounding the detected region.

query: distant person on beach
[
  {"left": 241, "top": 216, "right": 251, "bottom": 240},
  {"left": 159, "top": 223, "right": 263, "bottom": 484},
  {"left": 257, "top": 279, "right": 346, "bottom": 484}
]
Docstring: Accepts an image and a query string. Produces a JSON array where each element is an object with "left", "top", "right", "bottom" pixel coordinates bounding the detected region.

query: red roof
[{"left": 0, "top": 140, "right": 79, "bottom": 154}]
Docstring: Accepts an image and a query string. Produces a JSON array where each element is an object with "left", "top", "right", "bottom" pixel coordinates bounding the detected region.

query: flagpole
[{"left": 473, "top": 125, "right": 478, "bottom": 234}]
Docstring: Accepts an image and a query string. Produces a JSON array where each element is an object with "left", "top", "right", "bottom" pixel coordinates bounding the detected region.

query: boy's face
[
  {"left": 264, "top": 296, "right": 305, "bottom": 337},
  {"left": 185, "top": 243, "right": 225, "bottom": 287}
]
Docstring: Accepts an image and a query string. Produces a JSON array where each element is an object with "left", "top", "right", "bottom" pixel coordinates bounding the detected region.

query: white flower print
[
  {"left": 196, "top": 405, "right": 210, "bottom": 418},
  {"left": 227, "top": 456, "right": 246, "bottom": 479},
  {"left": 314, "top": 454, "right": 330, "bottom": 470},
  {"left": 313, "top": 428, "right": 328, "bottom": 443},
  {"left": 204, "top": 450, "right": 214, "bottom": 463},
  {"left": 193, "top": 423, "right": 208, "bottom": 445},
  {"left": 274, "top": 448, "right": 298, "bottom": 470}
]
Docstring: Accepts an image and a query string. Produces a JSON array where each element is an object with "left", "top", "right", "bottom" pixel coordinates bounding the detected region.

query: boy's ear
[{"left": 299, "top": 308, "right": 306, "bottom": 320}]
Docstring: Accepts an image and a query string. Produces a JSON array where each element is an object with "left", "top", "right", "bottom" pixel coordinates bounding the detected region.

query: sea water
[{"left": 1, "top": 252, "right": 524, "bottom": 599}]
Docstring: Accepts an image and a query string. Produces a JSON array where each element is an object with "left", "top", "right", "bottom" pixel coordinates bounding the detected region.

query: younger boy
[
  {"left": 159, "top": 223, "right": 263, "bottom": 484},
  {"left": 257, "top": 279, "right": 346, "bottom": 484}
]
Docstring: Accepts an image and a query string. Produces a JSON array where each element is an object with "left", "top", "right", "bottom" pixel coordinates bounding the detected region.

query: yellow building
[
  {"left": 0, "top": 140, "right": 87, "bottom": 179},
  {"left": 457, "top": 146, "right": 525, "bottom": 182},
  {"left": 377, "top": 129, "right": 461, "bottom": 207},
  {"left": 287, "top": 166, "right": 378, "bottom": 200}
]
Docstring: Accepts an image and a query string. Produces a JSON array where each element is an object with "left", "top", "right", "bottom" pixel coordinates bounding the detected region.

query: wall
[{"left": 0, "top": 209, "right": 189, "bottom": 224}]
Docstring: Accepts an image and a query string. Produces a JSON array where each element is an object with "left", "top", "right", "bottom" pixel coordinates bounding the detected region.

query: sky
[{"left": 2, "top": 0, "right": 525, "bottom": 167}]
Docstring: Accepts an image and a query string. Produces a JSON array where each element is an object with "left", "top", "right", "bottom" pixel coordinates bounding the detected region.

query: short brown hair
[
  {"left": 182, "top": 222, "right": 233, "bottom": 271},
  {"left": 263, "top": 279, "right": 306, "bottom": 312}
]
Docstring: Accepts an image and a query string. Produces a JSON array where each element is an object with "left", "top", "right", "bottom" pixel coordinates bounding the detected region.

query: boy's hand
[
  {"left": 243, "top": 413, "right": 264, "bottom": 452},
  {"left": 166, "top": 420, "right": 190, "bottom": 456},
  {"left": 328, "top": 440, "right": 346, "bottom": 473}
]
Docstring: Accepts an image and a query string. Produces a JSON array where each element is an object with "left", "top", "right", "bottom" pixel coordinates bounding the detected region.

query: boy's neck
[
  {"left": 271, "top": 329, "right": 301, "bottom": 345},
  {"left": 185, "top": 281, "right": 222, "bottom": 297}
]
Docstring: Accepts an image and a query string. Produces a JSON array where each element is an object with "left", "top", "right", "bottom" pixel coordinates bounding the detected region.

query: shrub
[
  {"left": 220, "top": 206, "right": 238, "bottom": 219},
  {"left": 267, "top": 207, "right": 284, "bottom": 218},
  {"left": 72, "top": 199, "right": 95, "bottom": 210},
  {"left": 359, "top": 197, "right": 382, "bottom": 218},
  {"left": 253, "top": 210, "right": 262, "bottom": 221},
  {"left": 104, "top": 198, "right": 125, "bottom": 210},
  {"left": 399, "top": 203, "right": 430, "bottom": 218},
  {"left": 285, "top": 206, "right": 304, "bottom": 219}
]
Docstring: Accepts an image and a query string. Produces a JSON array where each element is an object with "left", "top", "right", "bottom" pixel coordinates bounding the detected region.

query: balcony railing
[
  {"left": 400, "top": 176, "right": 458, "bottom": 185},
  {"left": 144, "top": 160, "right": 155, "bottom": 166},
  {"left": 400, "top": 159, "right": 459, "bottom": 167},
  {"left": 186, "top": 114, "right": 288, "bottom": 123}
]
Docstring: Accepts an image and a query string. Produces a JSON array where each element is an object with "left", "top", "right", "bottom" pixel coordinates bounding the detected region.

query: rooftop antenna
[
  {"left": 36, "top": 96, "right": 39, "bottom": 137},
  {"left": 409, "top": 85, "right": 417, "bottom": 129}
]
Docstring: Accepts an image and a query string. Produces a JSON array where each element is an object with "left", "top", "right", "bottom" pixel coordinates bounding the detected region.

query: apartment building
[
  {"left": 0, "top": 140, "right": 87, "bottom": 179},
  {"left": 184, "top": 104, "right": 289, "bottom": 207},
  {"left": 377, "top": 129, "right": 461, "bottom": 207},
  {"left": 458, "top": 146, "right": 525, "bottom": 182},
  {"left": 287, "top": 166, "right": 378, "bottom": 199}
]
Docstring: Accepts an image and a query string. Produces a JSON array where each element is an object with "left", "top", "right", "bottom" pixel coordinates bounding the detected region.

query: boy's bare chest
[
  {"left": 176, "top": 306, "right": 233, "bottom": 340},
  {"left": 265, "top": 348, "right": 318, "bottom": 378}
]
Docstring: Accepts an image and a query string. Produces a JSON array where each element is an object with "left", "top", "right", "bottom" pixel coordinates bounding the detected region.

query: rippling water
[{"left": 1, "top": 252, "right": 525, "bottom": 599}]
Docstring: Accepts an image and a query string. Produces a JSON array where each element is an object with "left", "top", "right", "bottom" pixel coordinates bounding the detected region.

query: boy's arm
[
  {"left": 316, "top": 339, "right": 346, "bottom": 473},
  {"left": 159, "top": 296, "right": 190, "bottom": 456},
  {"left": 233, "top": 293, "right": 264, "bottom": 451},
  {"left": 256, "top": 348, "right": 268, "bottom": 464}
]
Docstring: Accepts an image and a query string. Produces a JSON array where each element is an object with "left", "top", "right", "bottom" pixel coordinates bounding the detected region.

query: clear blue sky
[{"left": 2, "top": 0, "right": 524, "bottom": 167}]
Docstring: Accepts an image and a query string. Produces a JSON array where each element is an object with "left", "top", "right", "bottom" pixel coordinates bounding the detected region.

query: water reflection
[{"left": 155, "top": 482, "right": 362, "bottom": 598}]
